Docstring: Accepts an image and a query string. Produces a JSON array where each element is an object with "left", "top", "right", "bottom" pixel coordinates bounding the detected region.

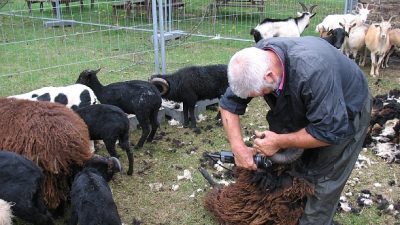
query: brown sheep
[
  {"left": 0, "top": 98, "right": 93, "bottom": 209},
  {"left": 204, "top": 167, "right": 314, "bottom": 225}
]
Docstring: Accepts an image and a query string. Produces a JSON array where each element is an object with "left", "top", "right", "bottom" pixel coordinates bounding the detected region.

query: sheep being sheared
[
  {"left": 204, "top": 167, "right": 314, "bottom": 225},
  {"left": 150, "top": 64, "right": 228, "bottom": 129},
  {"left": 0, "top": 98, "right": 92, "bottom": 210}
]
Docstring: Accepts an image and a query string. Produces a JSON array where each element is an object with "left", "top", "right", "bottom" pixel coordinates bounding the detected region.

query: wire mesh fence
[{"left": 0, "top": 0, "right": 348, "bottom": 97}]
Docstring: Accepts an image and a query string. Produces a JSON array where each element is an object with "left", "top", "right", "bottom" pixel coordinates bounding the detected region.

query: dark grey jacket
[{"left": 220, "top": 36, "right": 369, "bottom": 146}]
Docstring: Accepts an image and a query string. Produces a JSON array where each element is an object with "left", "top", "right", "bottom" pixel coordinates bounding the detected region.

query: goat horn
[
  {"left": 309, "top": 4, "right": 318, "bottom": 13},
  {"left": 381, "top": 15, "right": 385, "bottom": 22},
  {"left": 298, "top": 2, "right": 307, "bottom": 12},
  {"left": 270, "top": 148, "right": 304, "bottom": 164},
  {"left": 388, "top": 15, "right": 396, "bottom": 23},
  {"left": 150, "top": 77, "right": 169, "bottom": 96},
  {"left": 111, "top": 157, "right": 122, "bottom": 173}
]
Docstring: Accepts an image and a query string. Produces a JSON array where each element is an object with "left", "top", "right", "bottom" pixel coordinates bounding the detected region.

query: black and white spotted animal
[{"left": 9, "top": 84, "right": 97, "bottom": 110}]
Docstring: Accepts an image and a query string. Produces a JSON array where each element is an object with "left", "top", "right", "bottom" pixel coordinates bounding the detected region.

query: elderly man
[{"left": 219, "top": 36, "right": 371, "bottom": 224}]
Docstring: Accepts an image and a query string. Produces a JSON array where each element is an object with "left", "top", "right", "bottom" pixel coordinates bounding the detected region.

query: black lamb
[
  {"left": 75, "top": 104, "right": 133, "bottom": 176},
  {"left": 69, "top": 155, "right": 122, "bottom": 225},
  {"left": 76, "top": 68, "right": 162, "bottom": 149},
  {"left": 150, "top": 64, "right": 228, "bottom": 129},
  {"left": 0, "top": 150, "right": 54, "bottom": 225}
]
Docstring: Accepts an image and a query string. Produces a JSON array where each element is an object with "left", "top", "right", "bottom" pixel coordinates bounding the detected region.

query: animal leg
[
  {"left": 147, "top": 109, "right": 159, "bottom": 142},
  {"left": 119, "top": 133, "right": 133, "bottom": 176},
  {"left": 182, "top": 103, "right": 190, "bottom": 128},
  {"left": 370, "top": 53, "right": 377, "bottom": 77},
  {"left": 376, "top": 54, "right": 385, "bottom": 77},
  {"left": 104, "top": 137, "right": 120, "bottom": 158},
  {"left": 136, "top": 115, "right": 150, "bottom": 148},
  {"left": 383, "top": 46, "right": 394, "bottom": 68},
  {"left": 188, "top": 105, "right": 197, "bottom": 128}
]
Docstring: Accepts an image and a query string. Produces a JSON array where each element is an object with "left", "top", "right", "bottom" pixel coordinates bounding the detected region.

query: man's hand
[
  {"left": 232, "top": 146, "right": 257, "bottom": 170},
  {"left": 253, "top": 130, "right": 281, "bottom": 156}
]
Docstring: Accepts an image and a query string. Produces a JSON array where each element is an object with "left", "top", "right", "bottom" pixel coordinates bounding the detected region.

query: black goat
[
  {"left": 76, "top": 69, "right": 162, "bottom": 149},
  {"left": 0, "top": 150, "right": 54, "bottom": 225},
  {"left": 321, "top": 28, "right": 347, "bottom": 49},
  {"left": 150, "top": 64, "right": 228, "bottom": 129},
  {"left": 69, "top": 155, "right": 122, "bottom": 225},
  {"left": 75, "top": 104, "right": 133, "bottom": 176}
]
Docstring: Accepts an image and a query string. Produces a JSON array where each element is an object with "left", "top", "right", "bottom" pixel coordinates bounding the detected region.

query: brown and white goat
[
  {"left": 365, "top": 16, "right": 395, "bottom": 77},
  {"left": 383, "top": 28, "right": 400, "bottom": 68}
]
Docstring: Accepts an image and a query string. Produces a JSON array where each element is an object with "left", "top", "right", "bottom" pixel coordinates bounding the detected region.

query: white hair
[
  {"left": 228, "top": 47, "right": 273, "bottom": 98},
  {"left": 0, "top": 199, "right": 13, "bottom": 225}
]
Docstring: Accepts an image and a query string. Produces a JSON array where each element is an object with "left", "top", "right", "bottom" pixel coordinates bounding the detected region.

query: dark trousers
[{"left": 299, "top": 96, "right": 372, "bottom": 225}]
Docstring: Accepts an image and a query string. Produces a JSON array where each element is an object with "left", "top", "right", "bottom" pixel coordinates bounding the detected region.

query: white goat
[
  {"left": 365, "top": 16, "right": 395, "bottom": 77},
  {"left": 250, "top": 2, "right": 317, "bottom": 42},
  {"left": 339, "top": 18, "right": 370, "bottom": 66},
  {"left": 316, "top": 3, "right": 370, "bottom": 36},
  {"left": 383, "top": 28, "right": 400, "bottom": 68}
]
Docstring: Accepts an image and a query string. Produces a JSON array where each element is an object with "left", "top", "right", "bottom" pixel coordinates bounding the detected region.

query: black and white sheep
[
  {"left": 75, "top": 104, "right": 133, "bottom": 175},
  {"left": 0, "top": 97, "right": 93, "bottom": 210},
  {"left": 0, "top": 150, "right": 54, "bottom": 225},
  {"left": 76, "top": 69, "right": 162, "bottom": 149},
  {"left": 9, "top": 84, "right": 98, "bottom": 110},
  {"left": 69, "top": 155, "right": 122, "bottom": 225},
  {"left": 150, "top": 64, "right": 228, "bottom": 129},
  {"left": 250, "top": 2, "right": 317, "bottom": 43},
  {"left": 321, "top": 28, "right": 347, "bottom": 49}
]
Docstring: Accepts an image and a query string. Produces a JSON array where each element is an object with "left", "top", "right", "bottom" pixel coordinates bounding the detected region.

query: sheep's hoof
[
  {"left": 127, "top": 171, "right": 133, "bottom": 176},
  {"left": 183, "top": 124, "right": 189, "bottom": 128},
  {"left": 193, "top": 127, "right": 201, "bottom": 134}
]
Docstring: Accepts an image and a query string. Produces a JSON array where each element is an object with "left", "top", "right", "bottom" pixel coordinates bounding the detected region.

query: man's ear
[{"left": 263, "top": 70, "right": 274, "bottom": 82}]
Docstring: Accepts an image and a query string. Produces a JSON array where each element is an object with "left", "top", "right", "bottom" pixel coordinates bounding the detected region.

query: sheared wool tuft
[{"left": 0, "top": 199, "right": 13, "bottom": 225}]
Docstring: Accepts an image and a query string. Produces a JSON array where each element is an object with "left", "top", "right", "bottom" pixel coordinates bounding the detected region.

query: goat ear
[
  {"left": 297, "top": 12, "right": 302, "bottom": 17},
  {"left": 94, "top": 68, "right": 101, "bottom": 74}
]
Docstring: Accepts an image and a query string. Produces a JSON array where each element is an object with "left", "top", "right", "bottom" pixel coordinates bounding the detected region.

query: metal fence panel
[{"left": 0, "top": 0, "right": 347, "bottom": 97}]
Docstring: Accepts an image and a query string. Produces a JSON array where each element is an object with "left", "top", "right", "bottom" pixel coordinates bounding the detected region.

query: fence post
[
  {"left": 158, "top": 0, "right": 166, "bottom": 75},
  {"left": 152, "top": 0, "right": 160, "bottom": 74}
]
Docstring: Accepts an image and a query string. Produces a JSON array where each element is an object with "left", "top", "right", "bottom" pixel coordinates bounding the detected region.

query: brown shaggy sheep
[
  {"left": 204, "top": 166, "right": 314, "bottom": 225},
  {"left": 0, "top": 98, "right": 93, "bottom": 209}
]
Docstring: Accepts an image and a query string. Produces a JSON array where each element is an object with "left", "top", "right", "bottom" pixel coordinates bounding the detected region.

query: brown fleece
[
  {"left": 0, "top": 98, "right": 93, "bottom": 209},
  {"left": 205, "top": 167, "right": 314, "bottom": 225}
]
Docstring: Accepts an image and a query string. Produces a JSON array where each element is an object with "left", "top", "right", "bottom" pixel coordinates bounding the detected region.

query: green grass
[
  {"left": 0, "top": 0, "right": 345, "bottom": 96},
  {"left": 3, "top": 1, "right": 400, "bottom": 225}
]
